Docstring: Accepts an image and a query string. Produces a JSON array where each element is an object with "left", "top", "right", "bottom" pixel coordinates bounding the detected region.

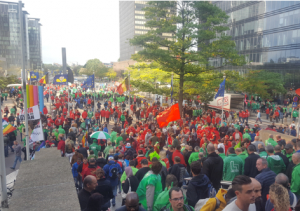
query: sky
[{"left": 18, "top": 0, "right": 120, "bottom": 65}]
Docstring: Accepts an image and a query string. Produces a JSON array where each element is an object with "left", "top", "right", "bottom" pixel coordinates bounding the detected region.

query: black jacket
[
  {"left": 202, "top": 152, "right": 223, "bottom": 190},
  {"left": 286, "top": 160, "right": 296, "bottom": 183},
  {"left": 94, "top": 178, "right": 114, "bottom": 203},
  {"left": 96, "top": 157, "right": 107, "bottom": 168},
  {"left": 275, "top": 152, "right": 289, "bottom": 168},
  {"left": 122, "top": 175, "right": 139, "bottom": 193},
  {"left": 78, "top": 147, "right": 88, "bottom": 158},
  {"left": 187, "top": 174, "right": 211, "bottom": 207},
  {"left": 244, "top": 153, "right": 260, "bottom": 178},
  {"left": 78, "top": 188, "right": 91, "bottom": 210},
  {"left": 168, "top": 163, "right": 186, "bottom": 187},
  {"left": 135, "top": 167, "right": 150, "bottom": 182}
]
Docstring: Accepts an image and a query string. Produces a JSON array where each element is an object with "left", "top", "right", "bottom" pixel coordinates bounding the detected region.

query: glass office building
[
  {"left": 119, "top": 1, "right": 174, "bottom": 61},
  {"left": 0, "top": 1, "right": 41, "bottom": 71},
  {"left": 28, "top": 18, "right": 42, "bottom": 70},
  {"left": 210, "top": 1, "right": 300, "bottom": 88}
]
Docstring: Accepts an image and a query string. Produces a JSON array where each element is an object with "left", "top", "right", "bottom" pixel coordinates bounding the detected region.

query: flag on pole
[
  {"left": 156, "top": 103, "right": 181, "bottom": 128},
  {"left": 116, "top": 77, "right": 129, "bottom": 95},
  {"left": 81, "top": 74, "right": 95, "bottom": 89},
  {"left": 39, "top": 73, "right": 48, "bottom": 84},
  {"left": 53, "top": 74, "right": 68, "bottom": 85},
  {"left": 30, "top": 72, "right": 39, "bottom": 82},
  {"left": 214, "top": 78, "right": 226, "bottom": 99},
  {"left": 2, "top": 120, "right": 17, "bottom": 135}
]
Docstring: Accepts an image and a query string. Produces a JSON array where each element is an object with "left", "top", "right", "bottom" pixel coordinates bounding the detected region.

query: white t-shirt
[
  {"left": 223, "top": 200, "right": 256, "bottom": 211},
  {"left": 235, "top": 133, "right": 240, "bottom": 141},
  {"left": 217, "top": 143, "right": 225, "bottom": 153}
]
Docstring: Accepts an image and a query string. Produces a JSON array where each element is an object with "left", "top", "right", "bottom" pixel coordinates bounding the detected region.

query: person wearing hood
[
  {"left": 58, "top": 125, "right": 65, "bottom": 135},
  {"left": 187, "top": 161, "right": 211, "bottom": 207},
  {"left": 223, "top": 147, "right": 244, "bottom": 181},
  {"left": 168, "top": 156, "right": 186, "bottom": 187},
  {"left": 89, "top": 139, "right": 101, "bottom": 158},
  {"left": 202, "top": 143, "right": 223, "bottom": 190},
  {"left": 81, "top": 158, "right": 100, "bottom": 180},
  {"left": 103, "top": 141, "right": 114, "bottom": 159},
  {"left": 265, "top": 145, "right": 286, "bottom": 174},
  {"left": 258, "top": 144, "right": 267, "bottom": 157},
  {"left": 265, "top": 134, "right": 278, "bottom": 147}
]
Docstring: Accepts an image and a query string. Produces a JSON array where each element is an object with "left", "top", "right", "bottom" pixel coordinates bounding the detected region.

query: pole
[
  {"left": 0, "top": 94, "right": 8, "bottom": 207},
  {"left": 221, "top": 74, "right": 226, "bottom": 124},
  {"left": 93, "top": 70, "right": 96, "bottom": 113},
  {"left": 297, "top": 106, "right": 300, "bottom": 136},
  {"left": 128, "top": 70, "right": 130, "bottom": 114},
  {"left": 67, "top": 82, "right": 69, "bottom": 116}
]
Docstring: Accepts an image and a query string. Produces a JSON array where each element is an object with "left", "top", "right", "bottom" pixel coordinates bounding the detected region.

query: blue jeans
[
  {"left": 4, "top": 145, "right": 8, "bottom": 157},
  {"left": 266, "top": 114, "right": 269, "bottom": 119},
  {"left": 12, "top": 156, "right": 22, "bottom": 169},
  {"left": 111, "top": 185, "right": 117, "bottom": 205}
]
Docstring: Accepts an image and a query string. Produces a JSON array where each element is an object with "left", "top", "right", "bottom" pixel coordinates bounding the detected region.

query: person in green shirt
[
  {"left": 266, "top": 145, "right": 286, "bottom": 174},
  {"left": 292, "top": 109, "right": 299, "bottom": 121},
  {"left": 89, "top": 139, "right": 101, "bottom": 158},
  {"left": 188, "top": 146, "right": 200, "bottom": 165},
  {"left": 136, "top": 161, "right": 163, "bottom": 210},
  {"left": 223, "top": 147, "right": 244, "bottom": 181},
  {"left": 58, "top": 125, "right": 65, "bottom": 135},
  {"left": 87, "top": 110, "right": 93, "bottom": 119},
  {"left": 120, "top": 160, "right": 139, "bottom": 183},
  {"left": 163, "top": 187, "right": 195, "bottom": 211},
  {"left": 265, "top": 135, "right": 278, "bottom": 147},
  {"left": 282, "top": 143, "right": 294, "bottom": 161},
  {"left": 116, "top": 134, "right": 123, "bottom": 147},
  {"left": 103, "top": 141, "right": 114, "bottom": 159},
  {"left": 217, "top": 148, "right": 226, "bottom": 161},
  {"left": 10, "top": 107, "right": 16, "bottom": 115},
  {"left": 291, "top": 153, "right": 300, "bottom": 196},
  {"left": 110, "top": 131, "right": 117, "bottom": 145},
  {"left": 235, "top": 148, "right": 248, "bottom": 163}
]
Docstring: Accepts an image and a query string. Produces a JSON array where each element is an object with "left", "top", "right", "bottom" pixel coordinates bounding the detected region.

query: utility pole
[
  {"left": 128, "top": 70, "right": 130, "bottom": 114},
  {"left": 221, "top": 74, "right": 226, "bottom": 124}
]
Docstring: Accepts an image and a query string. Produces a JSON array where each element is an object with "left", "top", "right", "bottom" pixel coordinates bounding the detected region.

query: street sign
[
  {"left": 294, "top": 96, "right": 298, "bottom": 102},
  {"left": 292, "top": 102, "right": 298, "bottom": 107}
]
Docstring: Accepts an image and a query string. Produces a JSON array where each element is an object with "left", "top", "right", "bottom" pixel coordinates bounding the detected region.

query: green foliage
[
  {"left": 71, "top": 65, "right": 83, "bottom": 76},
  {"left": 81, "top": 59, "right": 109, "bottom": 78},
  {"left": 106, "top": 68, "right": 117, "bottom": 80},
  {"left": 0, "top": 75, "right": 20, "bottom": 90},
  {"left": 130, "top": 1, "right": 245, "bottom": 112},
  {"left": 237, "top": 70, "right": 287, "bottom": 100}
]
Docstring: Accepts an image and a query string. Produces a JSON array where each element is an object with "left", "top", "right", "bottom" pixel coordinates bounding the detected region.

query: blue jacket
[
  {"left": 72, "top": 162, "right": 81, "bottom": 178},
  {"left": 103, "top": 127, "right": 108, "bottom": 133},
  {"left": 103, "top": 160, "right": 122, "bottom": 186},
  {"left": 249, "top": 133, "right": 256, "bottom": 142},
  {"left": 255, "top": 168, "right": 276, "bottom": 204}
]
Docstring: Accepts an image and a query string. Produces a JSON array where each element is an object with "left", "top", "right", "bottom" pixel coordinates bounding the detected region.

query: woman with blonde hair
[
  {"left": 65, "top": 138, "right": 75, "bottom": 163},
  {"left": 269, "top": 183, "right": 291, "bottom": 211}
]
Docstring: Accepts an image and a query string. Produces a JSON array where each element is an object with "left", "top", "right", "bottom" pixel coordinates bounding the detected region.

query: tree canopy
[
  {"left": 80, "top": 59, "right": 109, "bottom": 78},
  {"left": 130, "top": 1, "right": 245, "bottom": 112}
]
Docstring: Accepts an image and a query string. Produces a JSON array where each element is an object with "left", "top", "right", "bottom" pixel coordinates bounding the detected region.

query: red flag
[{"left": 157, "top": 103, "right": 181, "bottom": 128}]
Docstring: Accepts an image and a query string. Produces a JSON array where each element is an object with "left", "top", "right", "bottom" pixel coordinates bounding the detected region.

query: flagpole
[
  {"left": 22, "top": 69, "right": 30, "bottom": 161},
  {"left": 93, "top": 71, "right": 96, "bottom": 114},
  {"left": 221, "top": 74, "right": 226, "bottom": 124},
  {"left": 128, "top": 70, "right": 130, "bottom": 115},
  {"left": 171, "top": 72, "right": 174, "bottom": 105}
]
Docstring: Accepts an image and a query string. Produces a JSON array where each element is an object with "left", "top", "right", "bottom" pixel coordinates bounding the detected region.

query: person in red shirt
[
  {"left": 55, "top": 101, "right": 62, "bottom": 110},
  {"left": 105, "top": 109, "right": 110, "bottom": 123},
  {"left": 82, "top": 110, "right": 87, "bottom": 119},
  {"left": 233, "top": 128, "right": 243, "bottom": 142},
  {"left": 43, "top": 106, "right": 48, "bottom": 115},
  {"left": 51, "top": 95, "right": 55, "bottom": 104},
  {"left": 160, "top": 151, "right": 170, "bottom": 169},
  {"left": 47, "top": 116, "right": 54, "bottom": 127},
  {"left": 87, "top": 98, "right": 92, "bottom": 106},
  {"left": 57, "top": 137, "right": 65, "bottom": 156},
  {"left": 242, "top": 110, "right": 247, "bottom": 123},
  {"left": 62, "top": 106, "right": 68, "bottom": 117},
  {"left": 81, "top": 158, "right": 100, "bottom": 181},
  {"left": 266, "top": 107, "right": 270, "bottom": 120},
  {"left": 95, "top": 109, "right": 100, "bottom": 125},
  {"left": 135, "top": 150, "right": 147, "bottom": 169},
  {"left": 171, "top": 145, "right": 187, "bottom": 167},
  {"left": 223, "top": 135, "right": 232, "bottom": 154},
  {"left": 54, "top": 115, "right": 62, "bottom": 127},
  {"left": 100, "top": 109, "right": 106, "bottom": 123}
]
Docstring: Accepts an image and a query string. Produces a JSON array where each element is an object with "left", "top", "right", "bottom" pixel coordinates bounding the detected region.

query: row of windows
[
  {"left": 162, "top": 33, "right": 172, "bottom": 37},
  {"left": 135, "top": 1, "right": 147, "bottom": 5},
  {"left": 135, "top": 20, "right": 146, "bottom": 25},
  {"left": 233, "top": 29, "right": 300, "bottom": 51},
  {"left": 135, "top": 15, "right": 145, "bottom": 20},
  {"left": 209, "top": 48, "right": 300, "bottom": 66},
  {"left": 230, "top": 9, "right": 300, "bottom": 38},
  {"left": 135, "top": 10, "right": 145, "bottom": 14},
  {"left": 135, "top": 25, "right": 151, "bottom": 30},
  {"left": 135, "top": 30, "right": 147, "bottom": 34}
]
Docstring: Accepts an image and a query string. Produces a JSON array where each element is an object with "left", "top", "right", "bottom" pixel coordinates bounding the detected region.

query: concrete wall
[
  {"left": 259, "top": 129, "right": 296, "bottom": 144},
  {"left": 9, "top": 148, "right": 80, "bottom": 211}
]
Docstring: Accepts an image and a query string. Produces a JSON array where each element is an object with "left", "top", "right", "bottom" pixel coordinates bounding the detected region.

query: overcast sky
[{"left": 19, "top": 0, "right": 120, "bottom": 65}]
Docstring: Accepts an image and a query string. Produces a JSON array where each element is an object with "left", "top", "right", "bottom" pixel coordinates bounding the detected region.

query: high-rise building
[
  {"left": 28, "top": 18, "right": 42, "bottom": 70},
  {"left": 210, "top": 1, "right": 300, "bottom": 87},
  {"left": 0, "top": 1, "right": 42, "bottom": 73},
  {"left": 119, "top": 1, "right": 174, "bottom": 61}
]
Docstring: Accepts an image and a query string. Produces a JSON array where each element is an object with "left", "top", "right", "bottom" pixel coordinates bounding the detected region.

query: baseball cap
[
  {"left": 108, "top": 156, "right": 114, "bottom": 160},
  {"left": 125, "top": 143, "right": 131, "bottom": 148}
]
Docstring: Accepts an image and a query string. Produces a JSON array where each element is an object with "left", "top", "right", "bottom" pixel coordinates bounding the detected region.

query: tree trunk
[{"left": 179, "top": 73, "right": 184, "bottom": 118}]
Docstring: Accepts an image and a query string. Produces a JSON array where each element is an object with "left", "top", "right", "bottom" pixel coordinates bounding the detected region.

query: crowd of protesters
[{"left": 3, "top": 84, "right": 300, "bottom": 211}]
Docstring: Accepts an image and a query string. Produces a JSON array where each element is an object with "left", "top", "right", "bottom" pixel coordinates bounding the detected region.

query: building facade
[
  {"left": 119, "top": 1, "right": 174, "bottom": 62},
  {"left": 28, "top": 18, "right": 42, "bottom": 70},
  {"left": 0, "top": 1, "right": 42, "bottom": 72},
  {"left": 210, "top": 1, "right": 300, "bottom": 88}
]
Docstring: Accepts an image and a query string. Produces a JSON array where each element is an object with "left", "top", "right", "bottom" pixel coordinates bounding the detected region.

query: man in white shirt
[{"left": 223, "top": 175, "right": 256, "bottom": 211}]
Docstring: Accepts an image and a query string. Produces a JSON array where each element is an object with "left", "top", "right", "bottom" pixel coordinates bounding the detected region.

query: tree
[
  {"left": 237, "top": 70, "right": 286, "bottom": 100},
  {"left": 0, "top": 75, "right": 20, "bottom": 90},
  {"left": 71, "top": 65, "right": 83, "bottom": 76},
  {"left": 81, "top": 59, "right": 109, "bottom": 78},
  {"left": 106, "top": 68, "right": 117, "bottom": 80},
  {"left": 130, "top": 1, "right": 245, "bottom": 113}
]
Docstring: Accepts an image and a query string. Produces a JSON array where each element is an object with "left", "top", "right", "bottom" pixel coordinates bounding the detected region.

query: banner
[
  {"left": 29, "top": 120, "right": 43, "bottom": 144},
  {"left": 19, "top": 105, "right": 41, "bottom": 121},
  {"left": 30, "top": 72, "right": 39, "bottom": 82},
  {"left": 53, "top": 74, "right": 68, "bottom": 85}
]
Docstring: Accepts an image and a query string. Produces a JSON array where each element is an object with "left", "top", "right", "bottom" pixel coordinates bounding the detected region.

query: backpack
[
  {"left": 108, "top": 162, "right": 118, "bottom": 179},
  {"left": 194, "top": 197, "right": 220, "bottom": 211},
  {"left": 207, "top": 183, "right": 217, "bottom": 198}
]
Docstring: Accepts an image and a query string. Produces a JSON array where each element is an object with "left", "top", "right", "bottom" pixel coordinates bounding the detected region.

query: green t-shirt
[
  {"left": 116, "top": 136, "right": 123, "bottom": 146},
  {"left": 110, "top": 131, "right": 117, "bottom": 143},
  {"left": 136, "top": 171, "right": 162, "bottom": 210}
]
